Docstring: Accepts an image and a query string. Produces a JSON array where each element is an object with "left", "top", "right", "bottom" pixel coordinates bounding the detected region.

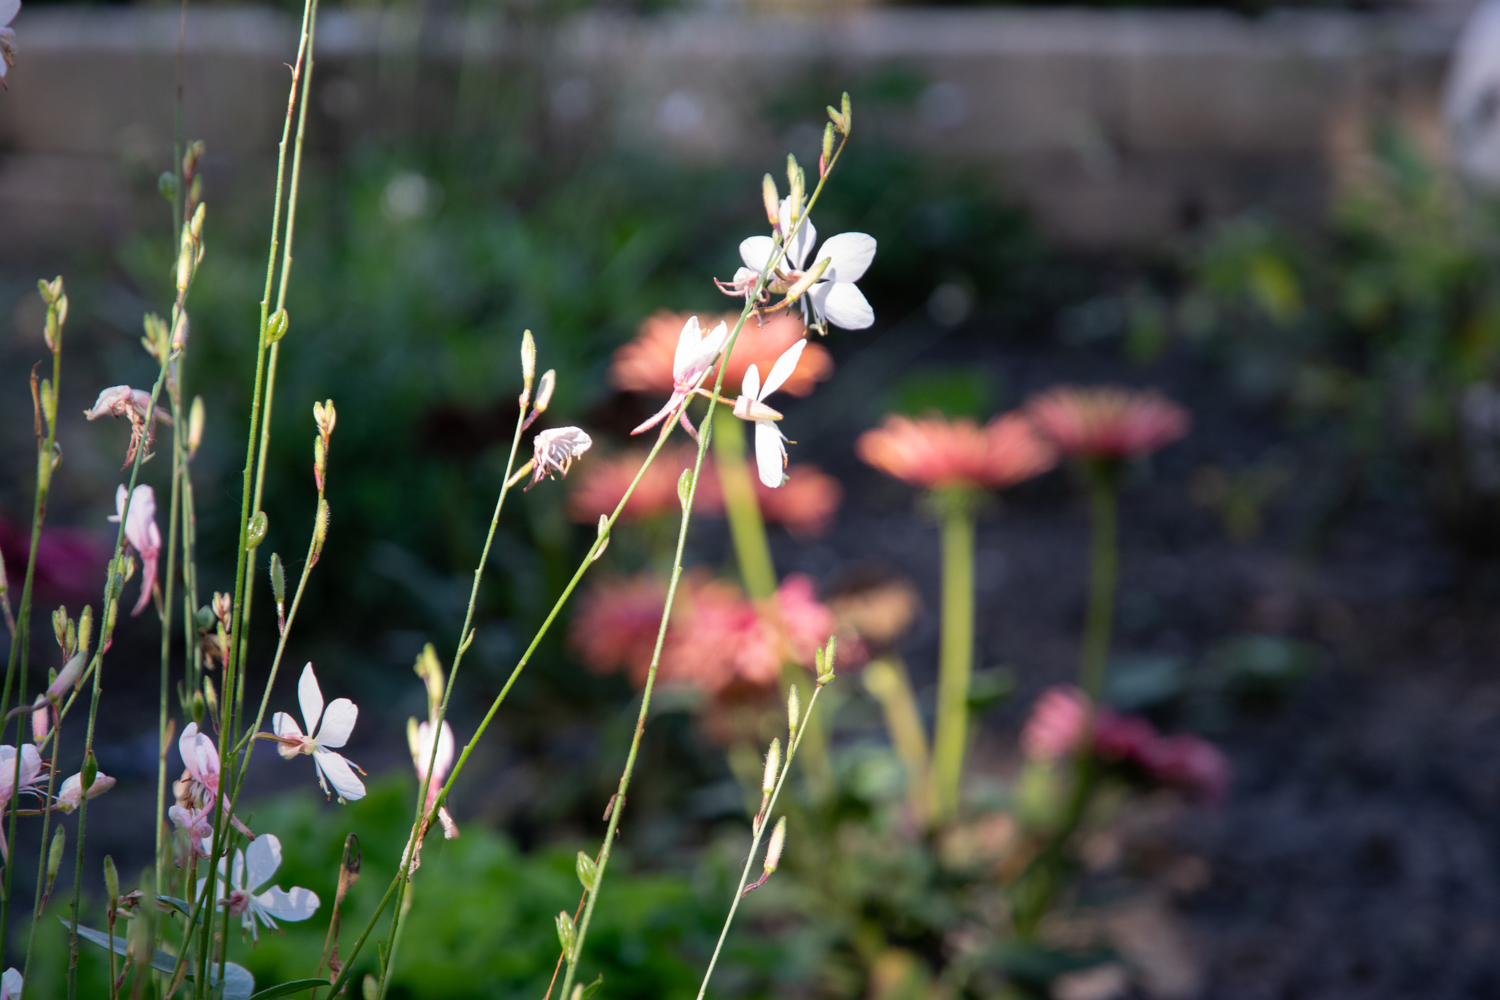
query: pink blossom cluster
[{"left": 1021, "top": 685, "right": 1230, "bottom": 804}]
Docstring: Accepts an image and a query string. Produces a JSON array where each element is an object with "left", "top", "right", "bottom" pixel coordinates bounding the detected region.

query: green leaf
[
  {"left": 580, "top": 974, "right": 605, "bottom": 1000},
  {"left": 70, "top": 921, "right": 254, "bottom": 996},
  {"left": 250, "top": 979, "right": 333, "bottom": 1000}
]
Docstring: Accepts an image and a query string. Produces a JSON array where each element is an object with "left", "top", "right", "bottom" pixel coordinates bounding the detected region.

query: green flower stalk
[{"left": 929, "top": 485, "right": 978, "bottom": 823}]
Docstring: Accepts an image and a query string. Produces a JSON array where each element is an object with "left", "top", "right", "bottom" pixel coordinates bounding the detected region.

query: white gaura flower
[
  {"left": 0, "top": 0, "right": 19, "bottom": 91},
  {"left": 631, "top": 315, "right": 730, "bottom": 438},
  {"left": 272, "top": 663, "right": 366, "bottom": 802},
  {"left": 409, "top": 718, "right": 458, "bottom": 840},
  {"left": 0, "top": 967, "right": 21, "bottom": 1000},
  {"left": 733, "top": 339, "right": 807, "bottom": 488},
  {"left": 200, "top": 834, "right": 319, "bottom": 941},
  {"left": 108, "top": 484, "right": 162, "bottom": 617},
  {"left": 54, "top": 769, "right": 116, "bottom": 814},
  {"left": 0, "top": 744, "right": 45, "bottom": 861},
  {"left": 736, "top": 200, "right": 877, "bottom": 331},
  {"left": 528, "top": 426, "right": 592, "bottom": 490}
]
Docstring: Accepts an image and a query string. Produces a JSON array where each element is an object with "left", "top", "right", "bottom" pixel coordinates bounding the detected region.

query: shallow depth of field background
[{"left": 4, "top": 0, "right": 1500, "bottom": 997}]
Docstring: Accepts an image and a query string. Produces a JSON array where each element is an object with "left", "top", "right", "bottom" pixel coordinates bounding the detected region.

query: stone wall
[{"left": 0, "top": 4, "right": 1464, "bottom": 257}]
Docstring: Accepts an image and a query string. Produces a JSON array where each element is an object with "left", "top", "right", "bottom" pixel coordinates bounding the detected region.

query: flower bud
[
  {"left": 269, "top": 552, "right": 286, "bottom": 606},
  {"left": 0, "top": 549, "right": 8, "bottom": 600},
  {"left": 762, "top": 174, "right": 780, "bottom": 229},
  {"left": 786, "top": 155, "right": 803, "bottom": 228},
  {"left": 677, "top": 469, "right": 694, "bottom": 511},
  {"left": 763, "top": 816, "right": 787, "bottom": 873},
  {"left": 312, "top": 499, "right": 330, "bottom": 558},
  {"left": 314, "top": 435, "right": 327, "bottom": 490},
  {"left": 414, "top": 644, "right": 445, "bottom": 715},
  {"left": 555, "top": 910, "right": 577, "bottom": 958},
  {"left": 190, "top": 690, "right": 206, "bottom": 724},
  {"left": 266, "top": 308, "right": 289, "bottom": 346},
  {"left": 816, "top": 635, "right": 837, "bottom": 685},
  {"left": 103, "top": 855, "right": 119, "bottom": 908},
  {"left": 47, "top": 652, "right": 86, "bottom": 701},
  {"left": 784, "top": 257, "right": 830, "bottom": 304},
  {"left": 520, "top": 330, "right": 536, "bottom": 408},
  {"left": 188, "top": 396, "right": 205, "bottom": 460},
  {"left": 841, "top": 92, "right": 852, "bottom": 134},
  {"left": 820, "top": 122, "right": 835, "bottom": 177},
  {"left": 826, "top": 104, "right": 846, "bottom": 134},
  {"left": 788, "top": 685, "right": 800, "bottom": 737},
  {"left": 52, "top": 607, "right": 71, "bottom": 653},
  {"left": 576, "top": 850, "right": 598, "bottom": 893},
  {"left": 172, "top": 310, "right": 189, "bottom": 350},
  {"left": 81, "top": 750, "right": 98, "bottom": 792},
  {"left": 31, "top": 696, "right": 50, "bottom": 742},
  {"left": 212, "top": 592, "right": 232, "bottom": 631},
  {"left": 362, "top": 975, "right": 379, "bottom": 1000},
  {"left": 203, "top": 677, "right": 219, "bottom": 719},
  {"left": 47, "top": 825, "right": 66, "bottom": 882},
  {"left": 246, "top": 511, "right": 268, "bottom": 550},
  {"left": 592, "top": 514, "right": 610, "bottom": 562},
  {"left": 534, "top": 370, "right": 556, "bottom": 415},
  {"left": 158, "top": 171, "right": 178, "bottom": 203},
  {"left": 141, "top": 313, "right": 169, "bottom": 361},
  {"left": 77, "top": 605, "right": 93, "bottom": 657},
  {"left": 314, "top": 399, "right": 336, "bottom": 442},
  {"left": 762, "top": 738, "right": 780, "bottom": 794},
  {"left": 190, "top": 202, "right": 205, "bottom": 241}
]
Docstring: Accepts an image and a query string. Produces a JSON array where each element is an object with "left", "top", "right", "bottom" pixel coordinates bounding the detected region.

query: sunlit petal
[
  {"left": 316, "top": 699, "right": 358, "bottom": 749},
  {"left": 296, "top": 663, "right": 324, "bottom": 735},
  {"left": 760, "top": 340, "right": 806, "bottom": 400},
  {"left": 816, "top": 233, "right": 877, "bottom": 283}
]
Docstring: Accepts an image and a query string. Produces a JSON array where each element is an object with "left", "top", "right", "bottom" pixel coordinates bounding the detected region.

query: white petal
[
  {"left": 755, "top": 420, "right": 787, "bottom": 488},
  {"left": 779, "top": 199, "right": 817, "bottom": 271},
  {"left": 255, "top": 885, "right": 320, "bottom": 922},
  {"left": 230, "top": 848, "right": 246, "bottom": 893},
  {"left": 243, "top": 834, "right": 281, "bottom": 893},
  {"left": 695, "top": 321, "right": 729, "bottom": 371},
  {"left": 742, "top": 363, "right": 761, "bottom": 402},
  {"left": 107, "top": 484, "right": 128, "bottom": 524},
  {"left": 810, "top": 281, "right": 874, "bottom": 330},
  {"left": 315, "top": 750, "right": 366, "bottom": 801},
  {"left": 272, "top": 711, "right": 303, "bottom": 740},
  {"left": 760, "top": 340, "right": 806, "bottom": 400},
  {"left": 816, "top": 232, "right": 877, "bottom": 283},
  {"left": 2, "top": 968, "right": 23, "bottom": 998},
  {"left": 297, "top": 663, "right": 324, "bottom": 735},
  {"left": 435, "top": 721, "right": 455, "bottom": 777},
  {"left": 125, "top": 485, "right": 157, "bottom": 556},
  {"left": 315, "top": 698, "right": 358, "bottom": 749},
  {"left": 739, "top": 236, "right": 774, "bottom": 273},
  {"left": 671, "top": 315, "right": 702, "bottom": 380}
]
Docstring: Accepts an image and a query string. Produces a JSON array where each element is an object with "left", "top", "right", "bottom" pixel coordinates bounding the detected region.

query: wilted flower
[
  {"left": 856, "top": 412, "right": 1057, "bottom": 492},
  {"left": 107, "top": 484, "right": 161, "bottom": 616},
  {"left": 85, "top": 385, "right": 170, "bottom": 469},
  {"left": 732, "top": 339, "right": 806, "bottom": 488},
  {"left": 168, "top": 804, "right": 214, "bottom": 857},
  {"left": 734, "top": 200, "right": 877, "bottom": 331},
  {"left": 0, "top": 0, "right": 18, "bottom": 91},
  {"left": 54, "top": 769, "right": 116, "bottom": 813},
  {"left": 527, "top": 426, "right": 593, "bottom": 490},
  {"left": 1026, "top": 386, "right": 1190, "bottom": 462},
  {"left": 272, "top": 663, "right": 366, "bottom": 802},
  {"left": 610, "top": 311, "right": 832, "bottom": 401},
  {"left": 200, "top": 834, "right": 319, "bottom": 941},
  {"left": 630, "top": 315, "right": 729, "bottom": 438}
]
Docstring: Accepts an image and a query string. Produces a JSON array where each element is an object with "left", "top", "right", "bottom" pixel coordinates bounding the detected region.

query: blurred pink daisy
[
  {"left": 611, "top": 311, "right": 831, "bottom": 401},
  {"left": 856, "top": 411, "right": 1057, "bottom": 491},
  {"left": 1026, "top": 386, "right": 1190, "bottom": 462}
]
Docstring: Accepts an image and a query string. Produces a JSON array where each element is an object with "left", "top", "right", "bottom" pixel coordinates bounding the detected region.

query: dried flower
[
  {"left": 271, "top": 664, "right": 366, "bottom": 802},
  {"left": 733, "top": 201, "right": 877, "bottom": 331},
  {"left": 610, "top": 311, "right": 831, "bottom": 400},
  {"left": 733, "top": 339, "right": 806, "bottom": 487},
  {"left": 0, "top": 0, "right": 18, "bottom": 91},
  {"left": 107, "top": 484, "right": 161, "bottom": 617},
  {"left": 629, "top": 315, "right": 729, "bottom": 437},
  {"left": 84, "top": 385, "right": 170, "bottom": 469},
  {"left": 1026, "top": 385, "right": 1191, "bottom": 462},
  {"left": 200, "top": 834, "right": 319, "bottom": 941},
  {"left": 856, "top": 412, "right": 1057, "bottom": 491},
  {"left": 528, "top": 426, "right": 593, "bottom": 490}
]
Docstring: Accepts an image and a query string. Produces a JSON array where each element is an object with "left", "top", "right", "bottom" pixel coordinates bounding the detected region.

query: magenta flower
[
  {"left": 107, "top": 484, "right": 161, "bottom": 616},
  {"left": 630, "top": 315, "right": 729, "bottom": 438}
]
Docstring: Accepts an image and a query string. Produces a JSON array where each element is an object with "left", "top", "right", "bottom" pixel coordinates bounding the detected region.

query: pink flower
[
  {"left": 107, "top": 484, "right": 161, "bottom": 616},
  {"left": 1146, "top": 734, "right": 1231, "bottom": 805},
  {"left": 175, "top": 722, "right": 254, "bottom": 844},
  {"left": 570, "top": 575, "right": 669, "bottom": 685},
  {"left": 85, "top": 385, "right": 170, "bottom": 469},
  {"left": 756, "top": 465, "right": 842, "bottom": 537},
  {"left": 630, "top": 315, "right": 730, "bottom": 438},
  {"left": 1020, "top": 685, "right": 1090, "bottom": 762},
  {"left": 54, "top": 769, "right": 115, "bottom": 814},
  {"left": 611, "top": 311, "right": 831, "bottom": 401},
  {"left": 0, "top": 744, "right": 45, "bottom": 861},
  {"left": 857, "top": 412, "right": 1058, "bottom": 491},
  {"left": 408, "top": 719, "right": 458, "bottom": 840},
  {"left": 1026, "top": 386, "right": 1190, "bottom": 462}
]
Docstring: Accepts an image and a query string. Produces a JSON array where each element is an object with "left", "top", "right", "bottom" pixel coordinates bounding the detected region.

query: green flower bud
[{"left": 576, "top": 851, "right": 598, "bottom": 893}]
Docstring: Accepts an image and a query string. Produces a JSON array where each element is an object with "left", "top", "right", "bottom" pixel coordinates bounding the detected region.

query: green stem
[
  {"left": 861, "top": 655, "right": 929, "bottom": 824},
  {"left": 711, "top": 411, "right": 776, "bottom": 600},
  {"left": 157, "top": 370, "right": 187, "bottom": 897},
  {"left": 1078, "top": 461, "right": 1119, "bottom": 703},
  {"left": 929, "top": 487, "right": 976, "bottom": 826}
]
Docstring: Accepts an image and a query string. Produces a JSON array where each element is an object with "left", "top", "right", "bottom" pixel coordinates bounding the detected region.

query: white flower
[
  {"left": 0, "top": 967, "right": 22, "bottom": 1000},
  {"left": 0, "top": 744, "right": 45, "bottom": 861},
  {"left": 54, "top": 769, "right": 116, "bottom": 814},
  {"left": 409, "top": 718, "right": 458, "bottom": 840},
  {"left": 737, "top": 200, "right": 876, "bottom": 331},
  {"left": 528, "top": 426, "right": 593, "bottom": 489},
  {"left": 631, "top": 315, "right": 730, "bottom": 437},
  {"left": 200, "top": 834, "right": 319, "bottom": 941},
  {"left": 273, "top": 663, "right": 366, "bottom": 802},
  {"left": 107, "top": 484, "right": 161, "bottom": 617},
  {"left": 0, "top": 0, "right": 19, "bottom": 91},
  {"left": 733, "top": 339, "right": 807, "bottom": 488}
]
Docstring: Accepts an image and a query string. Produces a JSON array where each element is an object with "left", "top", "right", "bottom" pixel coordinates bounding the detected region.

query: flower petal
[
  {"left": 755, "top": 420, "right": 787, "bottom": 488},
  {"left": 0, "top": 0, "right": 17, "bottom": 28},
  {"left": 810, "top": 281, "right": 874, "bottom": 330},
  {"left": 296, "top": 663, "right": 324, "bottom": 735},
  {"left": 314, "top": 749, "right": 366, "bottom": 801},
  {"left": 243, "top": 834, "right": 281, "bottom": 893},
  {"left": 255, "top": 885, "right": 320, "bottom": 922},
  {"left": 315, "top": 698, "right": 358, "bottom": 749},
  {"left": 671, "top": 315, "right": 702, "bottom": 380},
  {"left": 759, "top": 340, "right": 806, "bottom": 400},
  {"left": 742, "top": 363, "right": 761, "bottom": 403},
  {"left": 816, "top": 232, "right": 877, "bottom": 283},
  {"left": 739, "top": 236, "right": 774, "bottom": 274}
]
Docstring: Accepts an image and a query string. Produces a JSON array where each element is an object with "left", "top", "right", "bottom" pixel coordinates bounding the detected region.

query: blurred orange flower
[
  {"left": 610, "top": 311, "right": 832, "bottom": 399},
  {"left": 855, "top": 411, "right": 1057, "bottom": 491},
  {"left": 1026, "top": 385, "right": 1190, "bottom": 461},
  {"left": 567, "top": 449, "right": 843, "bottom": 537}
]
